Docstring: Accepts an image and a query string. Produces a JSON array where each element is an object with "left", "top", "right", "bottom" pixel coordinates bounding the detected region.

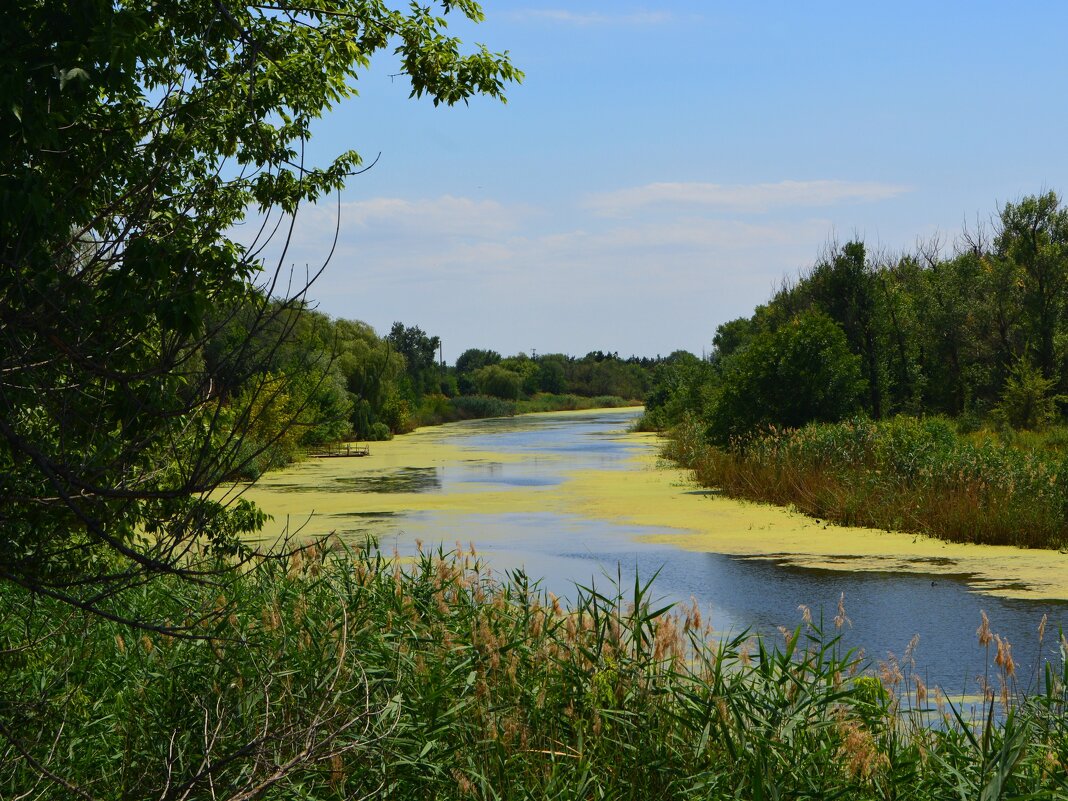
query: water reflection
[{"left": 269, "top": 467, "right": 442, "bottom": 494}]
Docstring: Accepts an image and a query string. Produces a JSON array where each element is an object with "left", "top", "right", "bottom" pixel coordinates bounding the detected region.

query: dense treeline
[
  {"left": 206, "top": 299, "right": 659, "bottom": 476},
  {"left": 647, "top": 192, "right": 1068, "bottom": 439},
  {"left": 644, "top": 193, "right": 1068, "bottom": 548}
]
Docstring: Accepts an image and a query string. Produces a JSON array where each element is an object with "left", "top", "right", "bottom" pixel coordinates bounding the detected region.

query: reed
[
  {"left": 668, "top": 414, "right": 1068, "bottom": 549},
  {"left": 2, "top": 541, "right": 1065, "bottom": 799}
]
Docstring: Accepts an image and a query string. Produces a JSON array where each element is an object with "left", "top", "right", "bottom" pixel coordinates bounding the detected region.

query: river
[{"left": 236, "top": 407, "right": 1068, "bottom": 695}]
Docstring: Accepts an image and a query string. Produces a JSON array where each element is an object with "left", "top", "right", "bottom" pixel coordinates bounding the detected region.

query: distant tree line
[
  {"left": 203, "top": 301, "right": 661, "bottom": 476},
  {"left": 643, "top": 192, "right": 1068, "bottom": 441}
]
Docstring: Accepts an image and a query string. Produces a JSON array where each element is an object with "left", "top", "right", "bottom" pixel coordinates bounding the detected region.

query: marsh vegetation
[{"left": 4, "top": 541, "right": 1066, "bottom": 799}]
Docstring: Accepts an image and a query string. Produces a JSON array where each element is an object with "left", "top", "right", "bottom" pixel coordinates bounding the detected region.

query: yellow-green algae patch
[
  {"left": 558, "top": 434, "right": 1068, "bottom": 602},
  {"left": 234, "top": 421, "right": 559, "bottom": 530},
  {"left": 236, "top": 411, "right": 1068, "bottom": 602}
]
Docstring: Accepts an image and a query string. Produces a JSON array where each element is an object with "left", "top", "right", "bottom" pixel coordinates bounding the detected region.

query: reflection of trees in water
[{"left": 274, "top": 468, "right": 442, "bottom": 494}]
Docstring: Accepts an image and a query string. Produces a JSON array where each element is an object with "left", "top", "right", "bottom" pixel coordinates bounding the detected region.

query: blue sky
[{"left": 256, "top": 2, "right": 1068, "bottom": 361}]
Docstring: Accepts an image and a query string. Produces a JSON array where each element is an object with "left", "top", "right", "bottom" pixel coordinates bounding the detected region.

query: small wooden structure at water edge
[{"left": 308, "top": 442, "right": 371, "bottom": 458}]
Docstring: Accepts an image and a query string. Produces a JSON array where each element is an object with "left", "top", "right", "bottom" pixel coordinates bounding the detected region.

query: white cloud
[
  {"left": 239, "top": 190, "right": 890, "bottom": 355},
  {"left": 509, "top": 9, "right": 674, "bottom": 26},
  {"left": 586, "top": 180, "right": 911, "bottom": 216},
  {"left": 335, "top": 195, "right": 522, "bottom": 236}
]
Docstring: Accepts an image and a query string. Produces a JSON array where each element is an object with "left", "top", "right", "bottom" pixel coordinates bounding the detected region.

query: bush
[
  {"left": 473, "top": 364, "right": 523, "bottom": 400},
  {"left": 993, "top": 359, "right": 1061, "bottom": 430},
  {"left": 707, "top": 311, "right": 866, "bottom": 445},
  {"left": 448, "top": 394, "right": 516, "bottom": 420},
  {"left": 369, "top": 422, "right": 392, "bottom": 441}
]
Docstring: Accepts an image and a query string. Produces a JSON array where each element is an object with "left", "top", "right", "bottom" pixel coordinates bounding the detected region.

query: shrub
[
  {"left": 707, "top": 311, "right": 866, "bottom": 445},
  {"left": 993, "top": 359, "right": 1061, "bottom": 430},
  {"left": 448, "top": 394, "right": 516, "bottom": 420}
]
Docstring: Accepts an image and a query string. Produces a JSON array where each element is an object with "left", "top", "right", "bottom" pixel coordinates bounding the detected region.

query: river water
[{"left": 239, "top": 408, "right": 1067, "bottom": 695}]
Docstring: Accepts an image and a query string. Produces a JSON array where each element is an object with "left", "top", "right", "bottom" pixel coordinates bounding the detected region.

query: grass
[
  {"left": 2, "top": 540, "right": 1066, "bottom": 799},
  {"left": 666, "top": 414, "right": 1068, "bottom": 549}
]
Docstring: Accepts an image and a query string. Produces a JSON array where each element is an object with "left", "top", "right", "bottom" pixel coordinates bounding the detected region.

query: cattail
[
  {"left": 836, "top": 718, "right": 888, "bottom": 781},
  {"left": 997, "top": 635, "right": 1015, "bottom": 677},
  {"left": 878, "top": 654, "right": 902, "bottom": 689},
  {"left": 329, "top": 754, "right": 345, "bottom": 789},
  {"left": 141, "top": 634, "right": 154, "bottom": 653},
  {"left": 115, "top": 634, "right": 126, "bottom": 654},
  {"left": 288, "top": 551, "right": 303, "bottom": 578},
  {"left": 715, "top": 697, "right": 729, "bottom": 723}
]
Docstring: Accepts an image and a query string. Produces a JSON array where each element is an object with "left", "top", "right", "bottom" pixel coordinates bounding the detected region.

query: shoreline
[{"left": 243, "top": 408, "right": 1068, "bottom": 603}]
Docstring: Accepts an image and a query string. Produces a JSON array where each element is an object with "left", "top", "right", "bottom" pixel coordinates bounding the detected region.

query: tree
[
  {"left": 387, "top": 321, "right": 443, "bottom": 398},
  {"left": 455, "top": 347, "right": 502, "bottom": 394},
  {"left": 995, "top": 192, "right": 1068, "bottom": 382},
  {"left": 0, "top": 0, "right": 520, "bottom": 625},
  {"left": 474, "top": 364, "right": 522, "bottom": 400},
  {"left": 802, "top": 241, "right": 886, "bottom": 417},
  {"left": 706, "top": 311, "right": 866, "bottom": 445}
]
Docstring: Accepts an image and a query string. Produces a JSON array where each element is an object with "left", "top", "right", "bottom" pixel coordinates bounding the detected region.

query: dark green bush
[{"left": 707, "top": 310, "right": 867, "bottom": 445}]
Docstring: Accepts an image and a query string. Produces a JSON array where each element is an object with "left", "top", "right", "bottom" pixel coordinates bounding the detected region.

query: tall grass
[
  {"left": 2, "top": 541, "right": 1065, "bottom": 799},
  {"left": 667, "top": 414, "right": 1068, "bottom": 549}
]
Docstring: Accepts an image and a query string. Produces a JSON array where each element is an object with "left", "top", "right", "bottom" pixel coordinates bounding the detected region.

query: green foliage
[
  {"left": 387, "top": 321, "right": 444, "bottom": 399},
  {"left": 474, "top": 363, "right": 523, "bottom": 400},
  {"left": 516, "top": 393, "right": 633, "bottom": 414},
  {"left": 455, "top": 348, "right": 502, "bottom": 393},
  {"left": 673, "top": 415, "right": 1068, "bottom": 548},
  {"left": 0, "top": 0, "right": 519, "bottom": 620},
  {"left": 994, "top": 359, "right": 1062, "bottom": 431},
  {"left": 447, "top": 394, "right": 516, "bottom": 420},
  {"left": 996, "top": 192, "right": 1068, "bottom": 380},
  {"left": 706, "top": 310, "right": 867, "bottom": 445},
  {"left": 3, "top": 542, "right": 1064, "bottom": 799},
  {"left": 639, "top": 351, "right": 716, "bottom": 431}
]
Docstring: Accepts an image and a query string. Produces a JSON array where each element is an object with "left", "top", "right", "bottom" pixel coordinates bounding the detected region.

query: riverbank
[
  {"left": 580, "top": 432, "right": 1068, "bottom": 602},
  {"left": 666, "top": 415, "right": 1068, "bottom": 550},
  {"left": 235, "top": 408, "right": 1068, "bottom": 602}
]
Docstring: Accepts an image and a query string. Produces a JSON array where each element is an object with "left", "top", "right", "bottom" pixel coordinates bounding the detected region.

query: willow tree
[{"left": 0, "top": 0, "right": 520, "bottom": 626}]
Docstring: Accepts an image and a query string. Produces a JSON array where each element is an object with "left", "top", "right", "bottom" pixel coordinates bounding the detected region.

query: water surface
[{"left": 239, "top": 408, "right": 1067, "bottom": 693}]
